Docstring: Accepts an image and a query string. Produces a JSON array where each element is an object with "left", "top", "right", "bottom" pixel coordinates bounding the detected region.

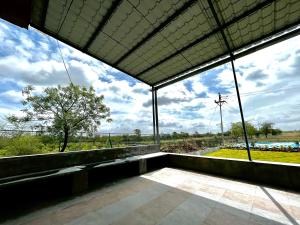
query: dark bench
[{"left": 0, "top": 146, "right": 164, "bottom": 194}]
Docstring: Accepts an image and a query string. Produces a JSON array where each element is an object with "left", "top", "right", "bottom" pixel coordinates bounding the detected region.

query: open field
[
  {"left": 0, "top": 130, "right": 299, "bottom": 158},
  {"left": 205, "top": 148, "right": 300, "bottom": 164},
  {"left": 248, "top": 130, "right": 300, "bottom": 142}
]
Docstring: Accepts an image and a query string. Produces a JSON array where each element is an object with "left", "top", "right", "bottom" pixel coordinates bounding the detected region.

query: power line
[
  {"left": 227, "top": 85, "right": 300, "bottom": 98},
  {"left": 56, "top": 40, "right": 73, "bottom": 84},
  {"left": 207, "top": 105, "right": 218, "bottom": 133},
  {"left": 57, "top": 0, "right": 74, "bottom": 33},
  {"left": 44, "top": 33, "right": 73, "bottom": 84}
]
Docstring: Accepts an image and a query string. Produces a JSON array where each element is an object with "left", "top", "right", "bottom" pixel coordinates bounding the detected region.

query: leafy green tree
[
  {"left": 193, "top": 131, "right": 199, "bottom": 137},
  {"left": 6, "top": 114, "right": 30, "bottom": 136},
  {"left": 246, "top": 122, "right": 257, "bottom": 138},
  {"left": 260, "top": 122, "right": 273, "bottom": 138},
  {"left": 180, "top": 132, "right": 189, "bottom": 138},
  {"left": 9, "top": 84, "right": 111, "bottom": 152},
  {"left": 271, "top": 128, "right": 282, "bottom": 136},
  {"left": 133, "top": 128, "right": 141, "bottom": 141},
  {"left": 172, "top": 132, "right": 178, "bottom": 139},
  {"left": 133, "top": 128, "right": 141, "bottom": 136},
  {"left": 230, "top": 122, "right": 243, "bottom": 141},
  {"left": 230, "top": 121, "right": 257, "bottom": 140}
]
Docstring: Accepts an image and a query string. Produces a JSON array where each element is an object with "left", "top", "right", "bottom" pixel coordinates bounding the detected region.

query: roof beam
[
  {"left": 207, "top": 0, "right": 233, "bottom": 55},
  {"left": 83, "top": 0, "right": 123, "bottom": 51},
  {"left": 30, "top": 25, "right": 152, "bottom": 87},
  {"left": 136, "top": 0, "right": 275, "bottom": 77},
  {"left": 113, "top": 0, "right": 198, "bottom": 66},
  {"left": 154, "top": 24, "right": 300, "bottom": 90},
  {"left": 155, "top": 56, "right": 229, "bottom": 90},
  {"left": 41, "top": 0, "right": 49, "bottom": 27}
]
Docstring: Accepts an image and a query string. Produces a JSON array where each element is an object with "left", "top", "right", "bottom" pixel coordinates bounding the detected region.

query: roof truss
[{"left": 1, "top": 0, "right": 299, "bottom": 88}]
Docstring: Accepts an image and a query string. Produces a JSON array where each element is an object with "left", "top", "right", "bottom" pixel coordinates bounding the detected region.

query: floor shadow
[{"left": 260, "top": 186, "right": 299, "bottom": 225}]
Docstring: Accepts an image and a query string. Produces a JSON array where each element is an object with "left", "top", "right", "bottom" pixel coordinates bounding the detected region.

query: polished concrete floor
[{"left": 3, "top": 168, "right": 300, "bottom": 225}]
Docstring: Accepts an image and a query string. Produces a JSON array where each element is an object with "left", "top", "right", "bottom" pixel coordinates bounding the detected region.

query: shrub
[
  {"left": 0, "top": 137, "right": 9, "bottom": 149},
  {"left": 161, "top": 140, "right": 198, "bottom": 153},
  {"left": 4, "top": 135, "right": 45, "bottom": 156},
  {"left": 0, "top": 149, "right": 7, "bottom": 157}
]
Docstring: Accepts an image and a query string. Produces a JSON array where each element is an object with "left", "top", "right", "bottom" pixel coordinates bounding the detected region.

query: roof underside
[{"left": 29, "top": 0, "right": 300, "bottom": 87}]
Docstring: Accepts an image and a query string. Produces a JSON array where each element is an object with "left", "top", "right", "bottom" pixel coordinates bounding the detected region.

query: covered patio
[
  {"left": 2, "top": 0, "right": 300, "bottom": 159},
  {"left": 0, "top": 0, "right": 300, "bottom": 224}
]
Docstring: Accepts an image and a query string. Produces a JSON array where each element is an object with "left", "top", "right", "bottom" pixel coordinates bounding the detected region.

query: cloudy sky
[{"left": 0, "top": 19, "right": 299, "bottom": 134}]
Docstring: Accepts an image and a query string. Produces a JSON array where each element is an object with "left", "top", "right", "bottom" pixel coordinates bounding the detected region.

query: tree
[
  {"left": 133, "top": 128, "right": 141, "bottom": 137},
  {"left": 260, "top": 122, "right": 273, "bottom": 138},
  {"left": 193, "top": 131, "right": 199, "bottom": 137},
  {"left": 172, "top": 132, "right": 178, "bottom": 139},
  {"left": 246, "top": 122, "right": 257, "bottom": 138},
  {"left": 6, "top": 114, "right": 30, "bottom": 136},
  {"left": 230, "top": 122, "right": 243, "bottom": 141},
  {"left": 271, "top": 128, "right": 282, "bottom": 136},
  {"left": 230, "top": 121, "right": 257, "bottom": 140},
  {"left": 133, "top": 129, "right": 141, "bottom": 142},
  {"left": 10, "top": 84, "right": 111, "bottom": 152}
]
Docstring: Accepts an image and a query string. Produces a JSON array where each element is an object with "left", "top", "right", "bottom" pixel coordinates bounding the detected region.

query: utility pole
[{"left": 215, "top": 93, "right": 226, "bottom": 145}]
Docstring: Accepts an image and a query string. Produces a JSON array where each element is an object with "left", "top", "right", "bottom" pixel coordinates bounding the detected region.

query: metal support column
[
  {"left": 207, "top": 0, "right": 251, "bottom": 161},
  {"left": 154, "top": 89, "right": 160, "bottom": 145},
  {"left": 151, "top": 87, "right": 156, "bottom": 144},
  {"left": 231, "top": 60, "right": 252, "bottom": 161}
]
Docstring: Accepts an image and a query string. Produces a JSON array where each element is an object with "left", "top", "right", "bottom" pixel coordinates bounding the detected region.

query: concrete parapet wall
[
  {"left": 0, "top": 145, "right": 160, "bottom": 178},
  {"left": 1, "top": 150, "right": 300, "bottom": 191},
  {"left": 168, "top": 153, "right": 300, "bottom": 191}
]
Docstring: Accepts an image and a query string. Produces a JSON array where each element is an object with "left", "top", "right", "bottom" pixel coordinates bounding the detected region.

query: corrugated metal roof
[{"left": 30, "top": 0, "right": 300, "bottom": 87}]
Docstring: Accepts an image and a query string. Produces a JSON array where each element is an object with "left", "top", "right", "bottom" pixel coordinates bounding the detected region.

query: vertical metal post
[
  {"left": 231, "top": 60, "right": 252, "bottom": 161},
  {"left": 151, "top": 87, "right": 156, "bottom": 144},
  {"left": 154, "top": 89, "right": 160, "bottom": 145},
  {"left": 218, "top": 95, "right": 224, "bottom": 145}
]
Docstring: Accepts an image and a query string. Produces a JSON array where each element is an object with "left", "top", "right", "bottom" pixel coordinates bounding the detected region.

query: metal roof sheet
[{"left": 29, "top": 0, "right": 300, "bottom": 87}]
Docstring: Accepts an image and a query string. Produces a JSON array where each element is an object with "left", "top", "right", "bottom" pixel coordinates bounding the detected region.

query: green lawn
[{"left": 205, "top": 149, "right": 300, "bottom": 164}]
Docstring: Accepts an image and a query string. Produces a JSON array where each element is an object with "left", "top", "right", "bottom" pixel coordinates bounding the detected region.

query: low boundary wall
[
  {"left": 0, "top": 150, "right": 300, "bottom": 191},
  {"left": 168, "top": 153, "right": 300, "bottom": 191},
  {"left": 0, "top": 144, "right": 160, "bottom": 178}
]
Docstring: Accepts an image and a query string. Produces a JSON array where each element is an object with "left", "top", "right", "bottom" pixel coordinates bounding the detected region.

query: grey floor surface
[{"left": 3, "top": 167, "right": 300, "bottom": 225}]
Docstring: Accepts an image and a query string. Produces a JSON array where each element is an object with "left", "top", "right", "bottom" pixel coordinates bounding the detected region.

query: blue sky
[{"left": 0, "top": 18, "right": 300, "bottom": 134}]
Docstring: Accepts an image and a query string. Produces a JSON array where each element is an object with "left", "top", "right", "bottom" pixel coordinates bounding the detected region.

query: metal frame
[
  {"left": 32, "top": 0, "right": 300, "bottom": 89},
  {"left": 152, "top": 87, "right": 156, "bottom": 143},
  {"left": 83, "top": 0, "right": 123, "bottom": 51},
  {"left": 135, "top": 0, "right": 276, "bottom": 78},
  {"left": 30, "top": 24, "right": 152, "bottom": 86},
  {"left": 113, "top": 0, "right": 198, "bottom": 66},
  {"left": 40, "top": 0, "right": 49, "bottom": 27},
  {"left": 207, "top": 0, "right": 251, "bottom": 160},
  {"left": 154, "top": 89, "right": 160, "bottom": 145},
  {"left": 154, "top": 23, "right": 300, "bottom": 90},
  {"left": 230, "top": 60, "right": 252, "bottom": 161}
]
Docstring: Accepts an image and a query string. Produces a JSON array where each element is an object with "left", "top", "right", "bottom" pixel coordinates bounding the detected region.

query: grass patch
[{"left": 205, "top": 149, "right": 300, "bottom": 164}]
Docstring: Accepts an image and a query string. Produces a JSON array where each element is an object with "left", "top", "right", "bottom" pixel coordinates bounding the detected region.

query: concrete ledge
[
  {"left": 168, "top": 153, "right": 300, "bottom": 191},
  {"left": 0, "top": 145, "right": 160, "bottom": 178},
  {"left": 1, "top": 150, "right": 299, "bottom": 193}
]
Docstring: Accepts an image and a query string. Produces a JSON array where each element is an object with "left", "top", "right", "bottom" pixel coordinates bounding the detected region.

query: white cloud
[{"left": 0, "top": 90, "right": 23, "bottom": 103}]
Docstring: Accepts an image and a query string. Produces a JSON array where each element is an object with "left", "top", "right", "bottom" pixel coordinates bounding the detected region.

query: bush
[
  {"left": 0, "top": 149, "right": 7, "bottom": 157},
  {"left": 4, "top": 135, "right": 45, "bottom": 156},
  {"left": 161, "top": 140, "right": 199, "bottom": 153},
  {"left": 0, "top": 137, "right": 9, "bottom": 149}
]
